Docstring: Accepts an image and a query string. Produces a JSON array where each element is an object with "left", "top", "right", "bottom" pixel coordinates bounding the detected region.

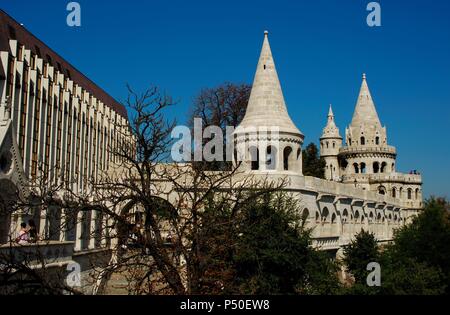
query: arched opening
[
  {"left": 360, "top": 137, "right": 366, "bottom": 145},
  {"left": 250, "top": 146, "right": 259, "bottom": 170},
  {"left": 354, "top": 210, "right": 360, "bottom": 222},
  {"left": 377, "top": 213, "right": 382, "bottom": 222},
  {"left": 378, "top": 186, "right": 386, "bottom": 195},
  {"left": 407, "top": 188, "right": 412, "bottom": 200},
  {"left": 373, "top": 162, "right": 380, "bottom": 174},
  {"left": 266, "top": 145, "right": 277, "bottom": 170},
  {"left": 326, "top": 141, "right": 329, "bottom": 148},
  {"left": 332, "top": 142, "right": 336, "bottom": 149},
  {"left": 415, "top": 188, "right": 420, "bottom": 200},
  {"left": 369, "top": 212, "right": 374, "bottom": 223},
  {"left": 322, "top": 207, "right": 330, "bottom": 222},
  {"left": 343, "top": 209, "right": 349, "bottom": 223},
  {"left": 301, "top": 208, "right": 309, "bottom": 223},
  {"left": 360, "top": 163, "right": 366, "bottom": 174},
  {"left": 392, "top": 187, "right": 397, "bottom": 198},
  {"left": 375, "top": 136, "right": 380, "bottom": 145},
  {"left": 399, "top": 188, "right": 403, "bottom": 199},
  {"left": 283, "top": 146, "right": 293, "bottom": 171},
  {"left": 354, "top": 163, "right": 359, "bottom": 174},
  {"left": 315, "top": 211, "right": 320, "bottom": 223},
  {"left": 392, "top": 163, "right": 395, "bottom": 172},
  {"left": 381, "top": 162, "right": 387, "bottom": 173}
]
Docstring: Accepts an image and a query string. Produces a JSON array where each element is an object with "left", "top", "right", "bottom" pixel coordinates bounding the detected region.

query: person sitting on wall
[{"left": 15, "top": 222, "right": 30, "bottom": 245}]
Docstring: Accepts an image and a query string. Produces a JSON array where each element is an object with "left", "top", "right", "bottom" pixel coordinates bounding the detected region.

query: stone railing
[
  {"left": 339, "top": 145, "right": 397, "bottom": 156},
  {"left": 0, "top": 241, "right": 75, "bottom": 269}
]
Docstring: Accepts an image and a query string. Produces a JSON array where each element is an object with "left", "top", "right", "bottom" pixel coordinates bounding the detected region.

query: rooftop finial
[
  {"left": 264, "top": 30, "right": 269, "bottom": 37},
  {"left": 362, "top": 73, "right": 367, "bottom": 80}
]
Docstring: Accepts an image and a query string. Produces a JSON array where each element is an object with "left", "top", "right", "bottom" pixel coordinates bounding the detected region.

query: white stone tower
[
  {"left": 339, "top": 74, "right": 397, "bottom": 189},
  {"left": 234, "top": 31, "right": 304, "bottom": 174},
  {"left": 320, "top": 105, "right": 342, "bottom": 181}
]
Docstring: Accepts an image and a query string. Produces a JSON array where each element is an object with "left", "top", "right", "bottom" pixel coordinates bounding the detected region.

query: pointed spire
[
  {"left": 350, "top": 73, "right": 382, "bottom": 128},
  {"left": 238, "top": 31, "right": 302, "bottom": 135},
  {"left": 322, "top": 104, "right": 341, "bottom": 139}
]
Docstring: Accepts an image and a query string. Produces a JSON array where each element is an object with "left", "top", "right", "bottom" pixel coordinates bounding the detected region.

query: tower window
[
  {"left": 266, "top": 146, "right": 277, "bottom": 170},
  {"left": 250, "top": 147, "right": 259, "bottom": 170},
  {"left": 283, "top": 147, "right": 293, "bottom": 171},
  {"left": 375, "top": 137, "right": 380, "bottom": 145},
  {"left": 360, "top": 137, "right": 366, "bottom": 145},
  {"left": 360, "top": 163, "right": 366, "bottom": 174},
  {"left": 381, "top": 162, "right": 387, "bottom": 173},
  {"left": 407, "top": 189, "right": 412, "bottom": 200},
  {"left": 373, "top": 162, "right": 380, "bottom": 174},
  {"left": 353, "top": 163, "right": 359, "bottom": 174}
]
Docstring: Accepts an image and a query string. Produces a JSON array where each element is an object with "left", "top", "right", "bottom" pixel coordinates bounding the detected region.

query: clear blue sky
[{"left": 1, "top": 0, "right": 449, "bottom": 198}]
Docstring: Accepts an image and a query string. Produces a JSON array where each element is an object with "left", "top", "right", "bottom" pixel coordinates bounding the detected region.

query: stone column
[
  {"left": 74, "top": 211, "right": 83, "bottom": 251},
  {"left": 39, "top": 208, "right": 47, "bottom": 240},
  {"left": 89, "top": 210, "right": 97, "bottom": 250},
  {"left": 59, "top": 209, "right": 66, "bottom": 242}
]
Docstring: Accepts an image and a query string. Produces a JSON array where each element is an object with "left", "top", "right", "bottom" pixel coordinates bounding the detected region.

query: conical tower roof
[
  {"left": 350, "top": 74, "right": 382, "bottom": 128},
  {"left": 321, "top": 105, "right": 342, "bottom": 139},
  {"left": 238, "top": 31, "right": 302, "bottom": 136}
]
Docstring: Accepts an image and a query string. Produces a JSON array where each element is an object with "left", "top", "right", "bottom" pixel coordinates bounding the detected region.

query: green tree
[
  {"left": 343, "top": 230, "right": 379, "bottom": 285},
  {"left": 381, "top": 197, "right": 450, "bottom": 294},
  {"left": 302, "top": 143, "right": 326, "bottom": 179},
  {"left": 232, "top": 193, "right": 341, "bottom": 295}
]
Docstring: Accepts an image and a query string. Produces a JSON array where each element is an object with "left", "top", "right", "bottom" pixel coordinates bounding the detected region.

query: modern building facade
[{"left": 0, "top": 10, "right": 130, "bottom": 254}]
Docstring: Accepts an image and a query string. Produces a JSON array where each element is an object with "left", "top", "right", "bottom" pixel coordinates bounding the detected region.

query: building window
[
  {"left": 266, "top": 146, "right": 276, "bottom": 170},
  {"left": 250, "top": 146, "right": 259, "bottom": 171},
  {"left": 360, "top": 163, "right": 366, "bottom": 174},
  {"left": 373, "top": 162, "right": 380, "bottom": 174},
  {"left": 354, "top": 163, "right": 359, "bottom": 174},
  {"left": 392, "top": 187, "right": 397, "bottom": 198},
  {"left": 407, "top": 189, "right": 412, "bottom": 200},
  {"left": 360, "top": 137, "right": 365, "bottom": 145},
  {"left": 381, "top": 162, "right": 387, "bottom": 173},
  {"left": 283, "top": 147, "right": 293, "bottom": 171},
  {"left": 375, "top": 136, "right": 380, "bottom": 145}
]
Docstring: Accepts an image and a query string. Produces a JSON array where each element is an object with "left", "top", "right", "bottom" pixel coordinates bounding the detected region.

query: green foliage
[
  {"left": 343, "top": 230, "right": 379, "bottom": 285},
  {"left": 342, "top": 198, "right": 450, "bottom": 295},
  {"left": 232, "top": 193, "right": 341, "bottom": 295},
  {"left": 302, "top": 143, "right": 326, "bottom": 179},
  {"left": 381, "top": 197, "right": 450, "bottom": 294}
]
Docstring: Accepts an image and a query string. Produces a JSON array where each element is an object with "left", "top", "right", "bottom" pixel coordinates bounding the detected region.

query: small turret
[{"left": 320, "top": 105, "right": 342, "bottom": 181}]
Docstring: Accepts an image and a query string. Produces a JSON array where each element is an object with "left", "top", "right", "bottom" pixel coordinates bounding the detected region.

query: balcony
[{"left": 0, "top": 241, "right": 75, "bottom": 269}]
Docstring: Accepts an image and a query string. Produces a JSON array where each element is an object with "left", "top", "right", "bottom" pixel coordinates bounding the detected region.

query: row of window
[
  {"left": 248, "top": 146, "right": 300, "bottom": 171},
  {"left": 302, "top": 208, "right": 403, "bottom": 224}
]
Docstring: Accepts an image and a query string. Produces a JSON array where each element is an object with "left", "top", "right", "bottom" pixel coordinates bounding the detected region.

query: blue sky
[{"left": 1, "top": 0, "right": 449, "bottom": 198}]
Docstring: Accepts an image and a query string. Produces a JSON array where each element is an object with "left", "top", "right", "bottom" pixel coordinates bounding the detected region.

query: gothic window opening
[
  {"left": 375, "top": 136, "right": 380, "bottom": 145},
  {"left": 360, "top": 137, "right": 365, "bottom": 145},
  {"left": 283, "top": 146, "right": 293, "bottom": 171},
  {"left": 250, "top": 146, "right": 259, "bottom": 170},
  {"left": 381, "top": 162, "right": 387, "bottom": 173},
  {"left": 360, "top": 163, "right": 366, "bottom": 174},
  {"left": 354, "top": 163, "right": 359, "bottom": 174},
  {"left": 407, "top": 188, "right": 412, "bottom": 200},
  {"left": 266, "top": 146, "right": 277, "bottom": 170},
  {"left": 373, "top": 162, "right": 380, "bottom": 174}
]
